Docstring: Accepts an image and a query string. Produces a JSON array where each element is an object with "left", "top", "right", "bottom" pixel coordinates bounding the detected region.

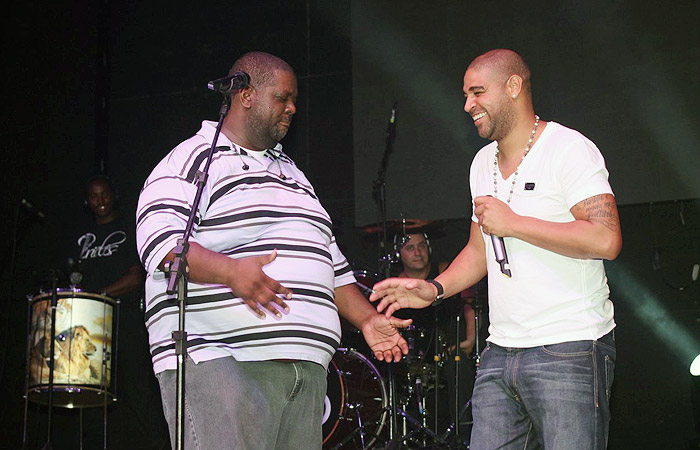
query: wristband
[{"left": 425, "top": 279, "right": 444, "bottom": 305}]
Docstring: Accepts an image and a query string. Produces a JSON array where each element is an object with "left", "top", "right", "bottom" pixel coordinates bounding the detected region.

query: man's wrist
[{"left": 425, "top": 279, "right": 444, "bottom": 305}]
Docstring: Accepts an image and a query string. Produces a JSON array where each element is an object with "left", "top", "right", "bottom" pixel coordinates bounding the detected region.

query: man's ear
[
  {"left": 238, "top": 86, "right": 254, "bottom": 108},
  {"left": 506, "top": 74, "right": 523, "bottom": 99}
]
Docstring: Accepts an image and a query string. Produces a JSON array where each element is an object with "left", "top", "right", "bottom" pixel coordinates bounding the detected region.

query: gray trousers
[{"left": 156, "top": 356, "right": 327, "bottom": 450}]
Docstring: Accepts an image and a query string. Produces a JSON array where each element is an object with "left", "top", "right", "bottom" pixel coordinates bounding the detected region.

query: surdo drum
[{"left": 26, "top": 288, "right": 117, "bottom": 408}]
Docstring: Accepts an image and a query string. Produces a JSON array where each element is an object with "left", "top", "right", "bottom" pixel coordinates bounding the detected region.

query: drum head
[{"left": 323, "top": 348, "right": 388, "bottom": 449}]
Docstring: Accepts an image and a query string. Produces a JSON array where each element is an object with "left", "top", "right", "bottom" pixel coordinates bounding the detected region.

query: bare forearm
[
  {"left": 509, "top": 215, "right": 620, "bottom": 260},
  {"left": 103, "top": 265, "right": 144, "bottom": 297},
  {"left": 159, "top": 242, "right": 235, "bottom": 285},
  {"left": 335, "top": 284, "right": 377, "bottom": 329},
  {"left": 435, "top": 222, "right": 488, "bottom": 299},
  {"left": 508, "top": 194, "right": 622, "bottom": 260}
]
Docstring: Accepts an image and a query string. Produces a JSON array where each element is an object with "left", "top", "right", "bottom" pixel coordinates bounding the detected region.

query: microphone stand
[
  {"left": 39, "top": 272, "right": 59, "bottom": 450},
  {"left": 371, "top": 101, "right": 399, "bottom": 449},
  {"left": 165, "top": 95, "right": 231, "bottom": 450}
]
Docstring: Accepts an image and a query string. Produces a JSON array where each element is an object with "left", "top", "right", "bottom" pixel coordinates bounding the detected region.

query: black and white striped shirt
[{"left": 136, "top": 121, "right": 355, "bottom": 374}]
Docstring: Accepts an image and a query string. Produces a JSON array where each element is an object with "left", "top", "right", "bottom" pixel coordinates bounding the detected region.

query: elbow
[{"left": 600, "top": 234, "right": 622, "bottom": 261}]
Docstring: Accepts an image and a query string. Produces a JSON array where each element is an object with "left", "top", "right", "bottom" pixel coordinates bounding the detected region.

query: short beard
[
  {"left": 248, "top": 107, "right": 287, "bottom": 149},
  {"left": 485, "top": 98, "right": 517, "bottom": 142}
]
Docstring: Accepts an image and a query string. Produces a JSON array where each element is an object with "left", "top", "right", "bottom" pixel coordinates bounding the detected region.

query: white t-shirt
[{"left": 470, "top": 121, "right": 616, "bottom": 348}]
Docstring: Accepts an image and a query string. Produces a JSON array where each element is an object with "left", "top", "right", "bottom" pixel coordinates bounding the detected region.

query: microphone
[
  {"left": 491, "top": 234, "right": 511, "bottom": 277},
  {"left": 386, "top": 101, "right": 397, "bottom": 136},
  {"left": 207, "top": 71, "right": 251, "bottom": 94},
  {"left": 20, "top": 198, "right": 45, "bottom": 221}
]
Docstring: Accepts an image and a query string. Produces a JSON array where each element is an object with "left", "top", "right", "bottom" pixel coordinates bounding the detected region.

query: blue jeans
[
  {"left": 156, "top": 356, "right": 327, "bottom": 450},
  {"left": 469, "top": 331, "right": 615, "bottom": 450}
]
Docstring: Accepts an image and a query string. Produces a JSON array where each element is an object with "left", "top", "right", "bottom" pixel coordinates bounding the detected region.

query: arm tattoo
[{"left": 574, "top": 194, "right": 619, "bottom": 232}]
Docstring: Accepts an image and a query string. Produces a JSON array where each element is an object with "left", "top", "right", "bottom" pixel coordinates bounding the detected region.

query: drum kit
[
  {"left": 321, "top": 218, "right": 485, "bottom": 450},
  {"left": 20, "top": 273, "right": 119, "bottom": 450}
]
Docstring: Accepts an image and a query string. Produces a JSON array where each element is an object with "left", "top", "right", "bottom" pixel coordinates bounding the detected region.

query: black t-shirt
[{"left": 70, "top": 214, "right": 140, "bottom": 295}]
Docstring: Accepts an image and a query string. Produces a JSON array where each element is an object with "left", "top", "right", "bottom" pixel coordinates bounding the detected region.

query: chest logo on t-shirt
[
  {"left": 78, "top": 231, "right": 127, "bottom": 259},
  {"left": 524, "top": 182, "right": 536, "bottom": 191}
]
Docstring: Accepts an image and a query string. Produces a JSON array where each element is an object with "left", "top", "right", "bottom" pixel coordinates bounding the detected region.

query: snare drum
[
  {"left": 26, "top": 288, "right": 118, "bottom": 408},
  {"left": 323, "top": 348, "right": 388, "bottom": 449}
]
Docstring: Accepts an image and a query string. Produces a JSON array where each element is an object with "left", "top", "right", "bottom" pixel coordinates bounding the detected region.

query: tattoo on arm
[{"left": 573, "top": 194, "right": 619, "bottom": 232}]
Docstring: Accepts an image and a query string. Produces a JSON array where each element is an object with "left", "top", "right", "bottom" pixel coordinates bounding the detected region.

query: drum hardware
[
  {"left": 323, "top": 348, "right": 388, "bottom": 449},
  {"left": 439, "top": 289, "right": 486, "bottom": 448},
  {"left": 359, "top": 219, "right": 444, "bottom": 238},
  {"left": 22, "top": 281, "right": 119, "bottom": 450},
  {"left": 366, "top": 103, "right": 457, "bottom": 448},
  {"left": 388, "top": 319, "right": 451, "bottom": 449}
]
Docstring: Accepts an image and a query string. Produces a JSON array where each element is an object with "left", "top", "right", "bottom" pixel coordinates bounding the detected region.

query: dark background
[{"left": 2, "top": 1, "right": 699, "bottom": 449}]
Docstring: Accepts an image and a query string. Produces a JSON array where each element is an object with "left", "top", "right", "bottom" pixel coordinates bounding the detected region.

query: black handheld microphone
[
  {"left": 207, "top": 71, "right": 251, "bottom": 93},
  {"left": 491, "top": 234, "right": 511, "bottom": 277}
]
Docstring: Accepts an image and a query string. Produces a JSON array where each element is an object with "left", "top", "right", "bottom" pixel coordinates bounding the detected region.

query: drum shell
[{"left": 26, "top": 288, "right": 117, "bottom": 408}]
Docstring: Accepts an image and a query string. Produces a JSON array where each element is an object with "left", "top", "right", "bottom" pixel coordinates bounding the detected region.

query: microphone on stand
[
  {"left": 207, "top": 71, "right": 251, "bottom": 93},
  {"left": 20, "top": 198, "right": 46, "bottom": 221},
  {"left": 386, "top": 101, "right": 398, "bottom": 137}
]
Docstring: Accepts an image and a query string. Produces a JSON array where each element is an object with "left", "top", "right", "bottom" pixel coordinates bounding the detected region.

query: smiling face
[
  {"left": 247, "top": 69, "right": 298, "bottom": 149},
  {"left": 86, "top": 178, "right": 117, "bottom": 224},
  {"left": 462, "top": 66, "right": 517, "bottom": 142}
]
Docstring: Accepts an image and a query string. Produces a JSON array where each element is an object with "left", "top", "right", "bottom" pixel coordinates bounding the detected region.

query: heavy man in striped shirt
[{"left": 136, "top": 52, "right": 411, "bottom": 450}]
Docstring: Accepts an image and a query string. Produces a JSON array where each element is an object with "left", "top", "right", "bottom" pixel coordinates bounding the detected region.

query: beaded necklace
[{"left": 493, "top": 115, "right": 540, "bottom": 203}]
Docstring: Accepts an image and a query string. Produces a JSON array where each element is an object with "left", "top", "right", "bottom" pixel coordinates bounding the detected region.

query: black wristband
[{"left": 425, "top": 279, "right": 444, "bottom": 304}]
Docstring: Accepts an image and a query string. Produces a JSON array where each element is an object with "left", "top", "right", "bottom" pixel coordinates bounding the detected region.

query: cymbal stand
[
  {"left": 371, "top": 101, "right": 400, "bottom": 449},
  {"left": 453, "top": 309, "right": 462, "bottom": 438},
  {"left": 440, "top": 297, "right": 482, "bottom": 448},
  {"left": 22, "top": 293, "right": 33, "bottom": 450},
  {"left": 432, "top": 309, "right": 442, "bottom": 433},
  {"left": 472, "top": 295, "right": 484, "bottom": 367},
  {"left": 327, "top": 408, "right": 387, "bottom": 450},
  {"left": 393, "top": 322, "right": 448, "bottom": 448}
]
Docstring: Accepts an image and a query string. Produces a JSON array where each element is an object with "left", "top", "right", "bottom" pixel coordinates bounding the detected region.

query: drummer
[
  {"left": 394, "top": 232, "right": 477, "bottom": 433},
  {"left": 71, "top": 174, "right": 144, "bottom": 296},
  {"left": 66, "top": 175, "right": 168, "bottom": 448}
]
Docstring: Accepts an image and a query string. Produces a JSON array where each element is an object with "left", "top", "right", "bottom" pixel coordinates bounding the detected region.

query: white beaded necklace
[{"left": 493, "top": 115, "right": 540, "bottom": 204}]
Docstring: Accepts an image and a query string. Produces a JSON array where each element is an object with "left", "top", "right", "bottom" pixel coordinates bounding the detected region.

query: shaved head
[
  {"left": 230, "top": 52, "right": 295, "bottom": 89},
  {"left": 468, "top": 49, "right": 531, "bottom": 96}
]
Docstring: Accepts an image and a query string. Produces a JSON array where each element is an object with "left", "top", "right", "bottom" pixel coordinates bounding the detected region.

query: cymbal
[{"left": 359, "top": 218, "right": 440, "bottom": 235}]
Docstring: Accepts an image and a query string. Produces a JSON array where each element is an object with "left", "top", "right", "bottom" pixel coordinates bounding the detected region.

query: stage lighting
[{"left": 691, "top": 354, "right": 700, "bottom": 376}]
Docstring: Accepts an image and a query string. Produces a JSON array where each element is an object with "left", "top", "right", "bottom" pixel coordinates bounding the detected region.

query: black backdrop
[{"left": 2, "top": 1, "right": 699, "bottom": 449}]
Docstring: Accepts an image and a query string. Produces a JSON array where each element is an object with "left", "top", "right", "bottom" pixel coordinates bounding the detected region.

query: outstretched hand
[
  {"left": 369, "top": 277, "right": 437, "bottom": 318},
  {"left": 361, "top": 314, "right": 413, "bottom": 362},
  {"left": 227, "top": 250, "right": 293, "bottom": 319}
]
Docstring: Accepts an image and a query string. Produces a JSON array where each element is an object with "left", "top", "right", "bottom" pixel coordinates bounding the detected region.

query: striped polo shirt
[{"left": 136, "top": 121, "right": 355, "bottom": 374}]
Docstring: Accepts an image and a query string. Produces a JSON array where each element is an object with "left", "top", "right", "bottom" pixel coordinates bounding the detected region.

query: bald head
[
  {"left": 230, "top": 52, "right": 295, "bottom": 90},
  {"left": 468, "top": 49, "right": 532, "bottom": 96}
]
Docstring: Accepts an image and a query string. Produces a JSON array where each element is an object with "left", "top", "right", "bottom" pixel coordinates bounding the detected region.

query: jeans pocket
[{"left": 541, "top": 340, "right": 593, "bottom": 357}]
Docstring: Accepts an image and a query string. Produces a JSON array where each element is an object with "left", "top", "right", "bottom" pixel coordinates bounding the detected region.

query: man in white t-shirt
[{"left": 371, "top": 49, "right": 622, "bottom": 449}]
